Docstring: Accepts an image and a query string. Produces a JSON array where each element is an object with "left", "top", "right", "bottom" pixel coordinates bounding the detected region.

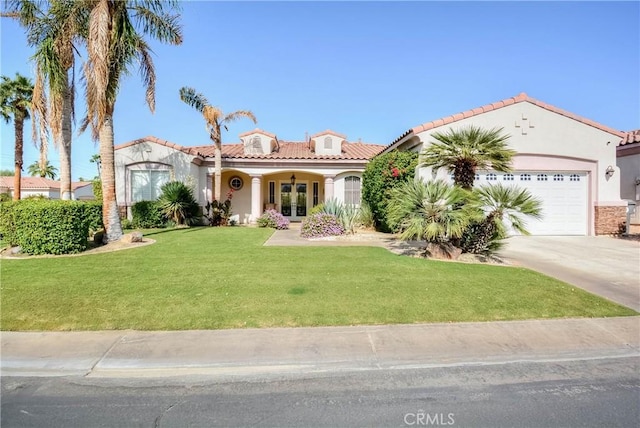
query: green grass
[{"left": 1, "top": 227, "right": 636, "bottom": 330}]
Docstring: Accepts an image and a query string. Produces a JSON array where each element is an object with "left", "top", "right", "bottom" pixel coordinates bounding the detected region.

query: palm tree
[
  {"left": 461, "top": 183, "right": 543, "bottom": 254},
  {"left": 89, "top": 153, "right": 101, "bottom": 178},
  {"left": 0, "top": 73, "right": 33, "bottom": 200},
  {"left": 179, "top": 87, "right": 257, "bottom": 202},
  {"left": 386, "top": 179, "right": 480, "bottom": 245},
  {"left": 5, "top": 0, "right": 85, "bottom": 200},
  {"left": 82, "top": 0, "right": 182, "bottom": 242},
  {"left": 420, "top": 125, "right": 515, "bottom": 190},
  {"left": 28, "top": 159, "right": 58, "bottom": 179}
]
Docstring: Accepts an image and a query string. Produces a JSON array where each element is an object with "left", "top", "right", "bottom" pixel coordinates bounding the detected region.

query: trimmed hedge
[
  {"left": 0, "top": 200, "right": 103, "bottom": 255},
  {"left": 131, "top": 200, "right": 166, "bottom": 228},
  {"left": 362, "top": 150, "right": 418, "bottom": 232}
]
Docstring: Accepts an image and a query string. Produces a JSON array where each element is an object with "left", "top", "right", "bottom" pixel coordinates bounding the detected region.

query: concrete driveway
[{"left": 499, "top": 236, "right": 640, "bottom": 311}]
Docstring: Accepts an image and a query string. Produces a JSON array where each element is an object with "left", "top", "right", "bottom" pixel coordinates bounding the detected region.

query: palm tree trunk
[
  {"left": 59, "top": 82, "right": 73, "bottom": 200},
  {"left": 214, "top": 140, "right": 222, "bottom": 202},
  {"left": 13, "top": 114, "right": 25, "bottom": 201},
  {"left": 99, "top": 113, "right": 123, "bottom": 242}
]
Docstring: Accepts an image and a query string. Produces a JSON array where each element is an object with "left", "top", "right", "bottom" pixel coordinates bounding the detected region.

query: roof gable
[{"left": 115, "top": 136, "right": 205, "bottom": 157}]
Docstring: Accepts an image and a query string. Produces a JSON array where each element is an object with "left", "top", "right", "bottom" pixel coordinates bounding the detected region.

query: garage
[{"left": 476, "top": 171, "right": 588, "bottom": 236}]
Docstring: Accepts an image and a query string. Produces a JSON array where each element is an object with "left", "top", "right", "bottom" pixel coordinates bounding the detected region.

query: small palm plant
[
  {"left": 461, "top": 183, "right": 543, "bottom": 254},
  {"left": 387, "top": 179, "right": 480, "bottom": 246},
  {"left": 157, "top": 181, "right": 199, "bottom": 226}
]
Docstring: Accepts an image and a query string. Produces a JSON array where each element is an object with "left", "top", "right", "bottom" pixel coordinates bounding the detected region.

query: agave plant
[
  {"left": 461, "top": 183, "right": 543, "bottom": 254},
  {"left": 157, "top": 181, "right": 199, "bottom": 226}
]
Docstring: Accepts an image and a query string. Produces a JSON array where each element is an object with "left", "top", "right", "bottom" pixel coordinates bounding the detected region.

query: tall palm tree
[
  {"left": 82, "top": 0, "right": 182, "bottom": 242},
  {"left": 4, "top": 0, "right": 85, "bottom": 200},
  {"left": 386, "top": 179, "right": 480, "bottom": 244},
  {"left": 0, "top": 73, "right": 33, "bottom": 201},
  {"left": 420, "top": 125, "right": 515, "bottom": 190},
  {"left": 461, "top": 183, "right": 543, "bottom": 254},
  {"left": 179, "top": 87, "right": 257, "bottom": 202},
  {"left": 28, "top": 159, "right": 58, "bottom": 179}
]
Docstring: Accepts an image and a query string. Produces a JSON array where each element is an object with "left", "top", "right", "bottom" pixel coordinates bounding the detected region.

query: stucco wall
[
  {"left": 412, "top": 102, "right": 624, "bottom": 205},
  {"left": 617, "top": 151, "right": 640, "bottom": 202},
  {"left": 115, "top": 140, "right": 199, "bottom": 206},
  {"left": 312, "top": 134, "right": 343, "bottom": 156}
]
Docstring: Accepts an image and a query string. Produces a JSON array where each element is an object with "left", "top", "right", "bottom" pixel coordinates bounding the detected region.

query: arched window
[
  {"left": 537, "top": 174, "right": 548, "bottom": 181},
  {"left": 344, "top": 176, "right": 361, "bottom": 205},
  {"left": 324, "top": 136, "right": 332, "bottom": 149},
  {"left": 553, "top": 174, "right": 564, "bottom": 182},
  {"left": 503, "top": 174, "right": 514, "bottom": 181},
  {"left": 486, "top": 173, "right": 497, "bottom": 181},
  {"left": 569, "top": 174, "right": 580, "bottom": 182},
  {"left": 520, "top": 174, "right": 531, "bottom": 181}
]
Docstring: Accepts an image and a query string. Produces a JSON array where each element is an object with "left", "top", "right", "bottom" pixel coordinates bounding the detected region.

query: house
[
  {"left": 0, "top": 177, "right": 95, "bottom": 200},
  {"left": 382, "top": 93, "right": 628, "bottom": 236},
  {"left": 617, "top": 130, "right": 640, "bottom": 233},
  {"left": 114, "top": 130, "right": 384, "bottom": 222}
]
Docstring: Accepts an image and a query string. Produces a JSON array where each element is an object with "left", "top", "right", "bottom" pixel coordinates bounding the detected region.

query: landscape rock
[
  {"left": 121, "top": 232, "right": 143, "bottom": 244},
  {"left": 423, "top": 243, "right": 462, "bottom": 260}
]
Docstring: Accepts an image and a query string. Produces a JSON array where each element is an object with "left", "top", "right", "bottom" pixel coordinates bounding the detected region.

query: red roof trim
[
  {"left": 619, "top": 129, "right": 640, "bottom": 146},
  {"left": 115, "top": 136, "right": 205, "bottom": 157},
  {"left": 309, "top": 129, "right": 348, "bottom": 139},
  {"left": 238, "top": 128, "right": 277, "bottom": 139}
]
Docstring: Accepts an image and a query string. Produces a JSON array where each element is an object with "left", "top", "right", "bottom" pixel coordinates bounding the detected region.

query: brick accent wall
[{"left": 594, "top": 206, "right": 626, "bottom": 235}]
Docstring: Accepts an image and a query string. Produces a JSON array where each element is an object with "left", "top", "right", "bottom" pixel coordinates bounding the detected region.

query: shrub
[
  {"left": 205, "top": 190, "right": 234, "bottom": 226},
  {"left": 0, "top": 199, "right": 98, "bottom": 255},
  {"left": 157, "top": 181, "right": 200, "bottom": 226},
  {"left": 308, "top": 203, "right": 325, "bottom": 216},
  {"left": 83, "top": 201, "right": 104, "bottom": 235},
  {"left": 340, "top": 203, "right": 360, "bottom": 234},
  {"left": 92, "top": 178, "right": 102, "bottom": 200},
  {"left": 257, "top": 209, "right": 290, "bottom": 230},
  {"left": 362, "top": 150, "right": 418, "bottom": 232},
  {"left": 300, "top": 213, "right": 344, "bottom": 238},
  {"left": 131, "top": 200, "right": 166, "bottom": 229},
  {"left": 358, "top": 200, "right": 375, "bottom": 229}
]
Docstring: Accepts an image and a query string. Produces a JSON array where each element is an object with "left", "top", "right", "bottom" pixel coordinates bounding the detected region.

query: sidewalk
[{"left": 2, "top": 317, "right": 638, "bottom": 378}]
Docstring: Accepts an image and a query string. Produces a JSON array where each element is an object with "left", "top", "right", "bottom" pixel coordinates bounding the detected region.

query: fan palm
[
  {"left": 387, "top": 179, "right": 480, "bottom": 244},
  {"left": 28, "top": 160, "right": 58, "bottom": 179},
  {"left": 82, "top": 0, "right": 182, "bottom": 242},
  {"left": 462, "top": 183, "right": 543, "bottom": 254},
  {"left": 0, "top": 73, "right": 33, "bottom": 200},
  {"left": 179, "top": 87, "right": 257, "bottom": 202},
  {"left": 420, "top": 125, "right": 515, "bottom": 190},
  {"left": 5, "top": 0, "right": 86, "bottom": 200}
]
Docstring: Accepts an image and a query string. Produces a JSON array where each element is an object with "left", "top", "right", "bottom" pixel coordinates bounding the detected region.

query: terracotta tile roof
[
  {"left": 193, "top": 141, "right": 384, "bottom": 160},
  {"left": 310, "top": 129, "right": 347, "bottom": 139},
  {"left": 115, "top": 135, "right": 206, "bottom": 157},
  {"left": 620, "top": 129, "right": 640, "bottom": 146},
  {"left": 238, "top": 128, "right": 277, "bottom": 139},
  {"left": 0, "top": 176, "right": 92, "bottom": 191},
  {"left": 386, "top": 92, "right": 627, "bottom": 150}
]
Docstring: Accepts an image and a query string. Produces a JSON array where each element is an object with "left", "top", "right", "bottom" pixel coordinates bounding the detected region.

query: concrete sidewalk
[{"left": 2, "top": 317, "right": 638, "bottom": 378}]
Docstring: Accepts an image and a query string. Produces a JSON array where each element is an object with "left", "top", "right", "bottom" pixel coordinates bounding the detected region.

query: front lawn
[{"left": 0, "top": 227, "right": 635, "bottom": 330}]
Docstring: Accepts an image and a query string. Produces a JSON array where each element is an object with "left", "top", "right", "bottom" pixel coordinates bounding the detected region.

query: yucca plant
[
  {"left": 157, "top": 181, "right": 199, "bottom": 226},
  {"left": 461, "top": 183, "right": 543, "bottom": 254}
]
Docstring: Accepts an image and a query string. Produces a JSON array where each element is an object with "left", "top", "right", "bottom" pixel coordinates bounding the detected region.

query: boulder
[
  {"left": 121, "top": 231, "right": 143, "bottom": 244},
  {"left": 423, "top": 242, "right": 462, "bottom": 260}
]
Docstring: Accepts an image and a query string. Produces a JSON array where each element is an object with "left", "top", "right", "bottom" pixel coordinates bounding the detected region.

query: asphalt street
[{"left": 2, "top": 355, "right": 638, "bottom": 428}]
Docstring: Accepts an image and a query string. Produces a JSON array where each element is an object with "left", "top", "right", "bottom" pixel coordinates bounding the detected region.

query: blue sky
[{"left": 1, "top": 1, "right": 639, "bottom": 180}]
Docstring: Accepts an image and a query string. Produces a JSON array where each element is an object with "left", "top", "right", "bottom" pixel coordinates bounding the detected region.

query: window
[
  {"left": 503, "top": 174, "right": 514, "bottom": 181},
  {"left": 553, "top": 174, "right": 564, "bottom": 182},
  {"left": 520, "top": 174, "right": 531, "bottom": 181},
  {"left": 537, "top": 174, "right": 548, "bottom": 181},
  {"left": 229, "top": 176, "right": 243, "bottom": 190},
  {"left": 268, "top": 181, "right": 275, "bottom": 204},
  {"left": 324, "top": 136, "right": 332, "bottom": 149},
  {"left": 569, "top": 174, "right": 580, "bottom": 182},
  {"left": 344, "top": 176, "right": 361, "bottom": 205},
  {"left": 486, "top": 173, "right": 497, "bottom": 181},
  {"left": 313, "top": 182, "right": 319, "bottom": 206},
  {"left": 131, "top": 170, "right": 170, "bottom": 202},
  {"left": 475, "top": 173, "right": 480, "bottom": 180}
]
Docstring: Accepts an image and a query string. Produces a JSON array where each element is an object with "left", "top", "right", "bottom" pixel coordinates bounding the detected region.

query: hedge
[
  {"left": 0, "top": 200, "right": 103, "bottom": 255},
  {"left": 361, "top": 150, "right": 418, "bottom": 232},
  {"left": 131, "top": 200, "right": 166, "bottom": 228}
]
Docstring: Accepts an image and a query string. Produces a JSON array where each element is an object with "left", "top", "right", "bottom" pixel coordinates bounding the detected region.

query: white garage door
[{"left": 476, "top": 171, "right": 588, "bottom": 235}]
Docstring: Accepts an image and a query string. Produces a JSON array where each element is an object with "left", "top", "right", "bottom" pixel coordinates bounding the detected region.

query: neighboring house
[
  {"left": 617, "top": 130, "right": 640, "bottom": 233},
  {"left": 383, "top": 93, "right": 627, "bottom": 236},
  {"left": 0, "top": 177, "right": 95, "bottom": 200},
  {"left": 114, "top": 130, "right": 383, "bottom": 223}
]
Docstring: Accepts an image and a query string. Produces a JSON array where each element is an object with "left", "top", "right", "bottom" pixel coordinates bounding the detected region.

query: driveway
[{"left": 499, "top": 236, "right": 640, "bottom": 311}]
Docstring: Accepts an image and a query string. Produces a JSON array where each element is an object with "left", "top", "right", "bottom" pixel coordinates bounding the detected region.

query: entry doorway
[{"left": 281, "top": 181, "right": 307, "bottom": 221}]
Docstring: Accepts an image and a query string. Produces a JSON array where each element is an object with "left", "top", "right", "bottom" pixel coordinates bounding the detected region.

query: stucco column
[
  {"left": 324, "top": 175, "right": 335, "bottom": 201},
  {"left": 250, "top": 175, "right": 262, "bottom": 223}
]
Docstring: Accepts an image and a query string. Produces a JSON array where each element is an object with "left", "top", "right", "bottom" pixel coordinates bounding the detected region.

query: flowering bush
[
  {"left": 300, "top": 213, "right": 345, "bottom": 238},
  {"left": 257, "top": 209, "right": 290, "bottom": 230}
]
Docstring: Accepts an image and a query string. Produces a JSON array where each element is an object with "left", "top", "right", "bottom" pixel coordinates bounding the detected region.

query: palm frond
[{"left": 179, "top": 86, "right": 210, "bottom": 113}]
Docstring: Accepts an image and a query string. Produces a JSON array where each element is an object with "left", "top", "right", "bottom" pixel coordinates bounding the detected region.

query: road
[{"left": 2, "top": 356, "right": 638, "bottom": 427}]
